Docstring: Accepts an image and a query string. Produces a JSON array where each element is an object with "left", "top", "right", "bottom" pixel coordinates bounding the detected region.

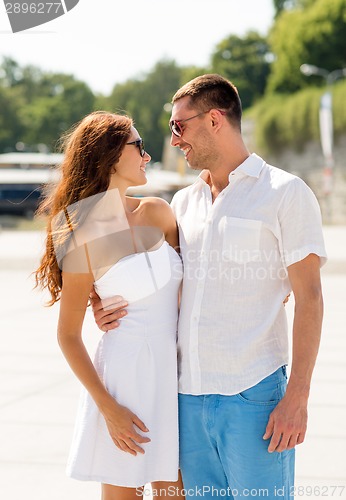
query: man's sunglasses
[
  {"left": 126, "top": 138, "right": 145, "bottom": 157},
  {"left": 169, "top": 109, "right": 227, "bottom": 138}
]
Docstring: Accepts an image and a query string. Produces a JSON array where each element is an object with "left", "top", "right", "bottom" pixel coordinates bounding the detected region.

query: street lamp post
[{"left": 300, "top": 64, "right": 346, "bottom": 220}]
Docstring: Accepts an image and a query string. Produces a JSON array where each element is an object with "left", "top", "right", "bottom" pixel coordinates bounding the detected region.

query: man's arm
[{"left": 263, "top": 253, "right": 323, "bottom": 452}]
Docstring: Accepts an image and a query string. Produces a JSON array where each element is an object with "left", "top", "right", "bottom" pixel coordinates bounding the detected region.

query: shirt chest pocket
[{"left": 222, "top": 217, "right": 262, "bottom": 263}]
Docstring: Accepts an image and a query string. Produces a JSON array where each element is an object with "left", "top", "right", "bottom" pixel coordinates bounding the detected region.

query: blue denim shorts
[{"left": 178, "top": 367, "right": 295, "bottom": 499}]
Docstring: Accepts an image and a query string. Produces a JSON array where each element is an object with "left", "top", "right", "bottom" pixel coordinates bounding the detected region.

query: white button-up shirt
[{"left": 171, "top": 153, "right": 327, "bottom": 396}]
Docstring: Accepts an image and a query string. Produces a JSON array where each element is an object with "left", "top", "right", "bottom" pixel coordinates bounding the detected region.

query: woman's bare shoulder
[{"left": 138, "top": 196, "right": 173, "bottom": 212}]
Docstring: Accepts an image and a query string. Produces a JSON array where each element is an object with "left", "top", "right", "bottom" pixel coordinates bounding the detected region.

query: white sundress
[{"left": 66, "top": 241, "right": 183, "bottom": 487}]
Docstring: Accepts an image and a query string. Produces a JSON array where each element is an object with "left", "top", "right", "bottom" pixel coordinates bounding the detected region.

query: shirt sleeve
[
  {"left": 170, "top": 192, "right": 178, "bottom": 219},
  {"left": 278, "top": 177, "right": 327, "bottom": 268},
  {"left": 170, "top": 190, "right": 186, "bottom": 224}
]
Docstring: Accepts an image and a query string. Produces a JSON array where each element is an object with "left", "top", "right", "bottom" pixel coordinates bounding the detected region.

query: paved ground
[{"left": 0, "top": 227, "right": 345, "bottom": 499}]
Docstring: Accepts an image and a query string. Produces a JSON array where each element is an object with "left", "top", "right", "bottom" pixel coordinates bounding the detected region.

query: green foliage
[
  {"left": 331, "top": 81, "right": 346, "bottom": 137},
  {"left": 104, "top": 60, "right": 183, "bottom": 161},
  {"left": 2, "top": 0, "right": 346, "bottom": 159},
  {"left": 0, "top": 85, "right": 24, "bottom": 152},
  {"left": 0, "top": 57, "right": 23, "bottom": 87},
  {"left": 273, "top": 0, "right": 313, "bottom": 18},
  {"left": 19, "top": 74, "right": 95, "bottom": 150},
  {"left": 251, "top": 80, "right": 346, "bottom": 154},
  {"left": 0, "top": 58, "right": 95, "bottom": 153},
  {"left": 210, "top": 32, "right": 271, "bottom": 109},
  {"left": 180, "top": 66, "right": 209, "bottom": 86},
  {"left": 268, "top": 0, "right": 346, "bottom": 93},
  {"left": 252, "top": 0, "right": 346, "bottom": 155},
  {"left": 273, "top": 0, "right": 295, "bottom": 18}
]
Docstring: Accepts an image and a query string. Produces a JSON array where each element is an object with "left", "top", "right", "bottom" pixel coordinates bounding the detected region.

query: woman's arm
[{"left": 58, "top": 269, "right": 150, "bottom": 455}]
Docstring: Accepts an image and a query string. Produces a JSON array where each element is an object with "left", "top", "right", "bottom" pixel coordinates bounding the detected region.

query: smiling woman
[{"left": 34, "top": 110, "right": 184, "bottom": 500}]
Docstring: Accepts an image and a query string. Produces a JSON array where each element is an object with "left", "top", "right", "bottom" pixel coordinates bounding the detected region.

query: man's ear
[{"left": 209, "top": 110, "right": 223, "bottom": 132}]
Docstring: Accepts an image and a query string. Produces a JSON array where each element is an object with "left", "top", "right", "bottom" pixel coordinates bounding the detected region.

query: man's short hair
[{"left": 172, "top": 74, "right": 242, "bottom": 131}]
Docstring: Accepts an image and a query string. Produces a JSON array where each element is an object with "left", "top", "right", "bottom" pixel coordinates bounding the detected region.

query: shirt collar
[
  {"left": 196, "top": 153, "right": 265, "bottom": 186},
  {"left": 229, "top": 153, "right": 265, "bottom": 180}
]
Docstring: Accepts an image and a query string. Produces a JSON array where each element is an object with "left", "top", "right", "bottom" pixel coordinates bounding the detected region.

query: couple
[{"left": 35, "top": 74, "right": 327, "bottom": 500}]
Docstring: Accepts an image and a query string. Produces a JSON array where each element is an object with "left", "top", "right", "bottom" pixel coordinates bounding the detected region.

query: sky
[{"left": 0, "top": 0, "right": 275, "bottom": 95}]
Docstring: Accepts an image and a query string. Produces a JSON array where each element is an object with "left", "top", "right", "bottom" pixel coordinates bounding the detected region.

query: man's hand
[
  {"left": 263, "top": 389, "right": 307, "bottom": 452},
  {"left": 90, "top": 289, "right": 128, "bottom": 332}
]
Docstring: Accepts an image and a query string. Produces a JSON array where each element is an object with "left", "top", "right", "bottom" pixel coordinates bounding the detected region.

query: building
[
  {"left": 0, "top": 152, "right": 63, "bottom": 170},
  {"left": 0, "top": 152, "right": 197, "bottom": 215},
  {"left": 0, "top": 153, "right": 62, "bottom": 216}
]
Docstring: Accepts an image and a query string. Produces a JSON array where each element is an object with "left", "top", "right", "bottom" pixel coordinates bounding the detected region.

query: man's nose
[{"left": 170, "top": 133, "right": 180, "bottom": 147}]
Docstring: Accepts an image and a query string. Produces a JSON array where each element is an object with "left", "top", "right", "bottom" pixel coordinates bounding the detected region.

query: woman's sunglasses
[
  {"left": 169, "top": 109, "right": 227, "bottom": 138},
  {"left": 126, "top": 138, "right": 145, "bottom": 157}
]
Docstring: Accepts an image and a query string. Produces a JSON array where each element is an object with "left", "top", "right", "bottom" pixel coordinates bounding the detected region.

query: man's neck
[{"left": 206, "top": 150, "right": 250, "bottom": 200}]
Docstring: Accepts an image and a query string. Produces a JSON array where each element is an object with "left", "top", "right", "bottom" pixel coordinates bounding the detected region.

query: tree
[
  {"left": 0, "top": 57, "right": 96, "bottom": 152},
  {"left": 0, "top": 56, "right": 23, "bottom": 87},
  {"left": 210, "top": 32, "right": 271, "bottom": 109},
  {"left": 273, "top": 0, "right": 297, "bottom": 18},
  {"left": 106, "top": 60, "right": 183, "bottom": 161},
  {"left": 273, "top": 0, "right": 315, "bottom": 18},
  {"left": 268, "top": 0, "right": 346, "bottom": 93},
  {"left": 20, "top": 74, "right": 95, "bottom": 149},
  {"left": 0, "top": 85, "right": 24, "bottom": 152}
]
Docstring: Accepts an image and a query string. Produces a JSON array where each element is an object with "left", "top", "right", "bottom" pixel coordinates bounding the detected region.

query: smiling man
[
  {"left": 167, "top": 74, "right": 326, "bottom": 499},
  {"left": 92, "top": 74, "right": 327, "bottom": 499}
]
